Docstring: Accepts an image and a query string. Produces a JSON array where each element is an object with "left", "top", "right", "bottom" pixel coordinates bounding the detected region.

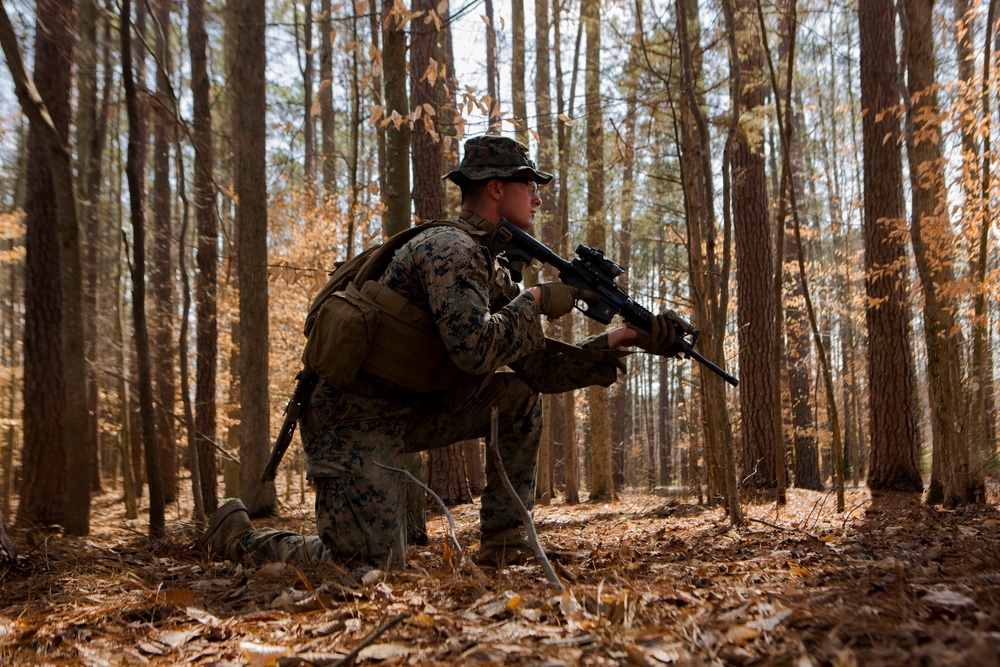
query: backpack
[{"left": 301, "top": 219, "right": 490, "bottom": 393}]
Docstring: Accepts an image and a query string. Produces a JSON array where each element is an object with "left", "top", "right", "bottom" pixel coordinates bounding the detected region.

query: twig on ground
[
  {"left": 374, "top": 461, "right": 463, "bottom": 563},
  {"left": 293, "top": 565, "right": 328, "bottom": 611},
  {"left": 746, "top": 517, "right": 850, "bottom": 564},
  {"left": 278, "top": 612, "right": 409, "bottom": 667},
  {"left": 487, "top": 407, "right": 564, "bottom": 591}
]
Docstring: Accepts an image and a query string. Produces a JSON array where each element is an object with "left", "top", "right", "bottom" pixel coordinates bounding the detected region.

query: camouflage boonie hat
[{"left": 443, "top": 135, "right": 554, "bottom": 186}]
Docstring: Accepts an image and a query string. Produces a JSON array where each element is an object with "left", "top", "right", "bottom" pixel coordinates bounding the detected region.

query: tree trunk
[
  {"left": 320, "top": 0, "right": 337, "bottom": 200},
  {"left": 511, "top": 0, "right": 528, "bottom": 145},
  {"left": 4, "top": 0, "right": 78, "bottom": 530},
  {"left": 407, "top": 0, "right": 447, "bottom": 531},
  {"left": 409, "top": 0, "right": 445, "bottom": 222},
  {"left": 301, "top": 0, "right": 316, "bottom": 192},
  {"left": 235, "top": 0, "right": 275, "bottom": 516},
  {"left": 673, "top": 0, "right": 738, "bottom": 516},
  {"left": 554, "top": 0, "right": 583, "bottom": 505},
  {"left": 858, "top": 0, "right": 922, "bottom": 493},
  {"left": 484, "top": 0, "right": 499, "bottom": 132},
  {"left": 534, "top": 0, "right": 558, "bottom": 504},
  {"left": 900, "top": 0, "right": 980, "bottom": 504},
  {"left": 121, "top": 0, "right": 166, "bottom": 538},
  {"left": 151, "top": 0, "right": 177, "bottom": 504},
  {"left": 381, "top": 0, "right": 410, "bottom": 237},
  {"left": 612, "top": 38, "right": 639, "bottom": 492},
  {"left": 723, "top": 0, "right": 780, "bottom": 493},
  {"left": 189, "top": 0, "right": 219, "bottom": 514},
  {"left": 76, "top": 0, "right": 103, "bottom": 494},
  {"left": 582, "top": 0, "right": 613, "bottom": 502}
]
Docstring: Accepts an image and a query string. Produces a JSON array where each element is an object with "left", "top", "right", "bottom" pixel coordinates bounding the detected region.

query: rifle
[
  {"left": 260, "top": 370, "right": 319, "bottom": 483},
  {"left": 490, "top": 217, "right": 739, "bottom": 388}
]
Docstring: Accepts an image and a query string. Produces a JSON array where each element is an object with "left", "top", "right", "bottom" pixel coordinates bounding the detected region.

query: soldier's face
[{"left": 497, "top": 179, "right": 542, "bottom": 231}]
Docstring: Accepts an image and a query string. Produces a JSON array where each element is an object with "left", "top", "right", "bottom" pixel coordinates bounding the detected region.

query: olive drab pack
[{"left": 301, "top": 219, "right": 491, "bottom": 394}]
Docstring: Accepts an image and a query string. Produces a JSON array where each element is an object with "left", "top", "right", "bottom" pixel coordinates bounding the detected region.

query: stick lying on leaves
[
  {"left": 277, "top": 612, "right": 409, "bottom": 667},
  {"left": 488, "top": 407, "right": 565, "bottom": 591}
]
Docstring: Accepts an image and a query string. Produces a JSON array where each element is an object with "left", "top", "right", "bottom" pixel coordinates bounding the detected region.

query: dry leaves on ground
[{"left": 3, "top": 486, "right": 1000, "bottom": 666}]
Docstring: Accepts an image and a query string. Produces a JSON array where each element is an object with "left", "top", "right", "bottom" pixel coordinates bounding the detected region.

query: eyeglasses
[{"left": 506, "top": 179, "right": 539, "bottom": 195}]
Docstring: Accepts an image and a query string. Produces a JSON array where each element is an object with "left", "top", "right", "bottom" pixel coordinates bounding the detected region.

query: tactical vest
[{"left": 301, "top": 217, "right": 494, "bottom": 395}]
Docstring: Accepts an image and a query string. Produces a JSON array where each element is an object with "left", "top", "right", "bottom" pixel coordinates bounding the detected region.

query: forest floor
[{"left": 2, "top": 482, "right": 1000, "bottom": 666}]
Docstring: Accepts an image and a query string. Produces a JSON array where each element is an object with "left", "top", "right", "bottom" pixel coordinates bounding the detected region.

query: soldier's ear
[{"left": 486, "top": 178, "right": 504, "bottom": 201}]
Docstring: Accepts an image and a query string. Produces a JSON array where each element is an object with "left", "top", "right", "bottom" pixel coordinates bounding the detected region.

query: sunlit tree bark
[
  {"left": 582, "top": 0, "right": 613, "bottom": 502},
  {"left": 235, "top": 0, "right": 275, "bottom": 515},
  {"left": 858, "top": 0, "right": 922, "bottom": 493},
  {"left": 723, "top": 0, "right": 780, "bottom": 492},
  {"left": 901, "top": 0, "right": 982, "bottom": 504},
  {"left": 381, "top": 0, "right": 410, "bottom": 237}
]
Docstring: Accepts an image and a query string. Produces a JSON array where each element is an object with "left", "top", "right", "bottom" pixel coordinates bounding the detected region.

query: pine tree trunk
[
  {"left": 6, "top": 0, "right": 73, "bottom": 529},
  {"left": 582, "top": 0, "right": 612, "bottom": 502},
  {"left": 151, "top": 0, "right": 177, "bottom": 503},
  {"left": 319, "top": 0, "right": 337, "bottom": 200},
  {"left": 511, "top": 0, "right": 527, "bottom": 145},
  {"left": 235, "top": 0, "right": 275, "bottom": 516},
  {"left": 675, "top": 0, "right": 739, "bottom": 518},
  {"left": 901, "top": 0, "right": 980, "bottom": 504},
  {"left": 381, "top": 0, "right": 410, "bottom": 237},
  {"left": 121, "top": 0, "right": 166, "bottom": 537},
  {"left": 76, "top": 0, "right": 103, "bottom": 494},
  {"left": 189, "top": 0, "right": 219, "bottom": 514},
  {"left": 858, "top": 0, "right": 922, "bottom": 493},
  {"left": 302, "top": 0, "right": 316, "bottom": 193},
  {"left": 723, "top": 0, "right": 779, "bottom": 493}
]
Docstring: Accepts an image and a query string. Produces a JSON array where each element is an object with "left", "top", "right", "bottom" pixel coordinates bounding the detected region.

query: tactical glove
[
  {"left": 534, "top": 282, "right": 592, "bottom": 320},
  {"left": 628, "top": 310, "right": 686, "bottom": 357}
]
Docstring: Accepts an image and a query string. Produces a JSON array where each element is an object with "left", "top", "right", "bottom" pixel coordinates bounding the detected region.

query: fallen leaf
[
  {"left": 241, "top": 641, "right": 289, "bottom": 667},
  {"left": 358, "top": 642, "right": 412, "bottom": 660},
  {"left": 725, "top": 624, "right": 760, "bottom": 645}
]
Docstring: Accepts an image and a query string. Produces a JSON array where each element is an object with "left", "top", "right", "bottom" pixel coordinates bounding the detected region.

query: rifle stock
[
  {"left": 260, "top": 370, "right": 318, "bottom": 483},
  {"left": 490, "top": 218, "right": 739, "bottom": 387}
]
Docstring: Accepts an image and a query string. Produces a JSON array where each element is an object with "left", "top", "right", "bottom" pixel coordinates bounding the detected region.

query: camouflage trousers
[{"left": 240, "top": 371, "right": 542, "bottom": 570}]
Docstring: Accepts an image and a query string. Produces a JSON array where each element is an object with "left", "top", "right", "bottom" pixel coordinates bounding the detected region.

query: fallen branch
[
  {"left": 374, "top": 461, "right": 463, "bottom": 563},
  {"left": 278, "top": 612, "right": 408, "bottom": 667},
  {"left": 487, "top": 407, "right": 564, "bottom": 591}
]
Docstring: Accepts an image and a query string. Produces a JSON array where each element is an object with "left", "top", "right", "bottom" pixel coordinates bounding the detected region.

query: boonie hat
[{"left": 443, "top": 135, "right": 554, "bottom": 185}]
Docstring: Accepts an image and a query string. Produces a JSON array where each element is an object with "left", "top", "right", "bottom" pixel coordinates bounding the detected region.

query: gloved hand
[
  {"left": 628, "top": 310, "right": 686, "bottom": 357},
  {"left": 533, "top": 282, "right": 593, "bottom": 319}
]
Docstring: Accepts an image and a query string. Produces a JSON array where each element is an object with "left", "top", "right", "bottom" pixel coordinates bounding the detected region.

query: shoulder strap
[
  {"left": 304, "top": 219, "right": 487, "bottom": 337},
  {"left": 352, "top": 219, "right": 487, "bottom": 287}
]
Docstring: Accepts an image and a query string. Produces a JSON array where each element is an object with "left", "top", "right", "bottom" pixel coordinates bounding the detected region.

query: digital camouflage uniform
[{"left": 237, "top": 138, "right": 622, "bottom": 569}]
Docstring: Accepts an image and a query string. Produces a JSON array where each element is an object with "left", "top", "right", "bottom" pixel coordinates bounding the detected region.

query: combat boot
[
  {"left": 199, "top": 499, "right": 253, "bottom": 561},
  {"left": 476, "top": 527, "right": 535, "bottom": 567}
]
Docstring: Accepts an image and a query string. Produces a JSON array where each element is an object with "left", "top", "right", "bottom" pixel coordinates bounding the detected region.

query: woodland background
[{"left": 0, "top": 0, "right": 997, "bottom": 544}]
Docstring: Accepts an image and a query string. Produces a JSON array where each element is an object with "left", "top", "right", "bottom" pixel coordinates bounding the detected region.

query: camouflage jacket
[{"left": 378, "top": 211, "right": 546, "bottom": 376}]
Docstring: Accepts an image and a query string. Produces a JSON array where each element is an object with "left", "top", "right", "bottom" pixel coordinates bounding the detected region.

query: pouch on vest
[
  {"left": 301, "top": 283, "right": 381, "bottom": 387},
  {"left": 358, "top": 281, "right": 459, "bottom": 394}
]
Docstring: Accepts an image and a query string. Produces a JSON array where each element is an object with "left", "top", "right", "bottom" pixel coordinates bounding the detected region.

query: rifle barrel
[{"left": 682, "top": 345, "right": 740, "bottom": 387}]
